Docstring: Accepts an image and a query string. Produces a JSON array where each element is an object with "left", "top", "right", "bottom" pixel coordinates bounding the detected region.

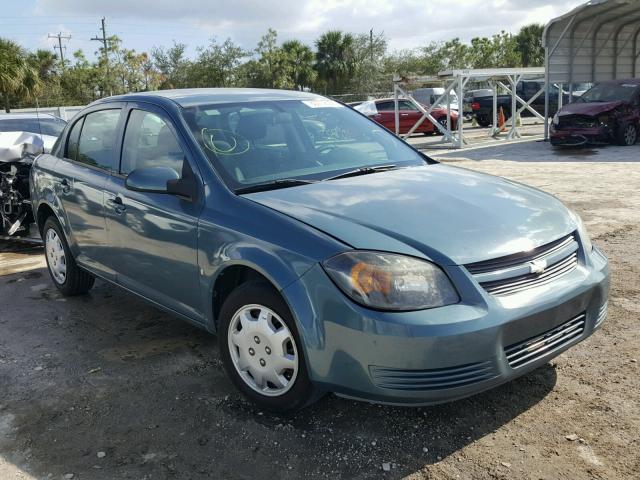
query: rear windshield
[
  {"left": 0, "top": 117, "right": 67, "bottom": 137},
  {"left": 579, "top": 83, "right": 639, "bottom": 103},
  {"left": 182, "top": 99, "right": 426, "bottom": 191}
]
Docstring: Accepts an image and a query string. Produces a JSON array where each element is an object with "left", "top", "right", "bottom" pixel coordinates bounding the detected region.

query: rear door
[
  {"left": 54, "top": 107, "right": 124, "bottom": 279},
  {"left": 103, "top": 103, "right": 203, "bottom": 321}
]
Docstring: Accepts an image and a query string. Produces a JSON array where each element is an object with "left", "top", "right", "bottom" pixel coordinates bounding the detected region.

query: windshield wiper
[
  {"left": 325, "top": 164, "right": 398, "bottom": 181},
  {"left": 235, "top": 178, "right": 317, "bottom": 194}
]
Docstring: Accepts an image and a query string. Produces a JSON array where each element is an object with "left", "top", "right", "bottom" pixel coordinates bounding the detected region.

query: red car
[
  {"left": 551, "top": 79, "right": 640, "bottom": 147},
  {"left": 355, "top": 98, "right": 458, "bottom": 135}
]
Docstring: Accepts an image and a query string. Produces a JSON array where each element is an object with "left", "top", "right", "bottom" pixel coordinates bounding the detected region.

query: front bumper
[
  {"left": 283, "top": 247, "right": 610, "bottom": 405},
  {"left": 550, "top": 125, "right": 611, "bottom": 146}
]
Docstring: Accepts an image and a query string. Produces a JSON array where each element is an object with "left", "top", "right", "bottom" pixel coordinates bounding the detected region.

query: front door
[{"left": 104, "top": 105, "right": 203, "bottom": 321}]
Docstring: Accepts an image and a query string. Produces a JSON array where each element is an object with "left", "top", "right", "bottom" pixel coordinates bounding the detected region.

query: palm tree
[
  {"left": 0, "top": 38, "right": 41, "bottom": 112},
  {"left": 516, "top": 24, "right": 545, "bottom": 67},
  {"left": 282, "top": 40, "right": 316, "bottom": 90},
  {"left": 315, "top": 31, "right": 355, "bottom": 94}
]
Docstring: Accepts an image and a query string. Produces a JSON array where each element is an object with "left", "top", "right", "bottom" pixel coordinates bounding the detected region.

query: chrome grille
[
  {"left": 465, "top": 233, "right": 579, "bottom": 296},
  {"left": 505, "top": 313, "right": 585, "bottom": 368},
  {"left": 370, "top": 361, "right": 497, "bottom": 391},
  {"left": 595, "top": 301, "right": 608, "bottom": 328}
]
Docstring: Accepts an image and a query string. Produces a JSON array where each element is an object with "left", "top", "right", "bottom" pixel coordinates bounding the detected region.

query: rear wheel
[
  {"left": 218, "top": 281, "right": 318, "bottom": 412},
  {"left": 43, "top": 217, "right": 95, "bottom": 296},
  {"left": 616, "top": 122, "right": 638, "bottom": 146},
  {"left": 476, "top": 115, "right": 491, "bottom": 127}
]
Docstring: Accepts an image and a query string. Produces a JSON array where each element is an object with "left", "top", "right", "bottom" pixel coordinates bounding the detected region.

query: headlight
[
  {"left": 322, "top": 251, "right": 459, "bottom": 311},
  {"left": 553, "top": 113, "right": 559, "bottom": 125},
  {"left": 570, "top": 211, "right": 593, "bottom": 252}
]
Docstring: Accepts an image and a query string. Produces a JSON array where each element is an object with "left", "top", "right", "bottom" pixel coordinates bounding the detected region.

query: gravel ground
[{"left": 0, "top": 141, "right": 638, "bottom": 479}]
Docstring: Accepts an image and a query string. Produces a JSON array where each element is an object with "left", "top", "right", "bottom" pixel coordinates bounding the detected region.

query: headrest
[{"left": 237, "top": 112, "right": 270, "bottom": 141}]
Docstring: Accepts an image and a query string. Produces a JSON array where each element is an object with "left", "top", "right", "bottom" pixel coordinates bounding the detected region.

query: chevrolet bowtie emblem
[{"left": 529, "top": 259, "right": 547, "bottom": 274}]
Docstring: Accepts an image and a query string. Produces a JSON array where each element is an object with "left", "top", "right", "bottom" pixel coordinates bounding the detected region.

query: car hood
[
  {"left": 245, "top": 165, "right": 576, "bottom": 265},
  {"left": 558, "top": 101, "right": 623, "bottom": 117}
]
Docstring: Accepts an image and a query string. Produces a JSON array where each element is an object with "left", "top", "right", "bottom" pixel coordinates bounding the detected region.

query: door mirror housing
[{"left": 125, "top": 167, "right": 180, "bottom": 193}]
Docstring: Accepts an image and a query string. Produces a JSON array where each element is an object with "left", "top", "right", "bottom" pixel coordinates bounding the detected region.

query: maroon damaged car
[{"left": 551, "top": 79, "right": 640, "bottom": 147}]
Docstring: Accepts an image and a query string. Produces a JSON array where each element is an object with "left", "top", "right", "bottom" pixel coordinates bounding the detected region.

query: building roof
[{"left": 544, "top": 0, "right": 640, "bottom": 84}]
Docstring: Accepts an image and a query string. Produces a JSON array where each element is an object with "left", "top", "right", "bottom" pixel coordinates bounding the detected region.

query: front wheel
[
  {"left": 43, "top": 216, "right": 95, "bottom": 296},
  {"left": 218, "top": 281, "right": 319, "bottom": 412},
  {"left": 615, "top": 122, "right": 638, "bottom": 146}
]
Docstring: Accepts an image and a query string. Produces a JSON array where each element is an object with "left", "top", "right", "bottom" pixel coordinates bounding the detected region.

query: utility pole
[
  {"left": 370, "top": 29, "right": 374, "bottom": 65},
  {"left": 48, "top": 32, "right": 71, "bottom": 70},
  {"left": 91, "top": 17, "right": 111, "bottom": 96}
]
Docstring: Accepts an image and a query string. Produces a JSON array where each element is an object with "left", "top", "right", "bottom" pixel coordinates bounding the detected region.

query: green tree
[
  {"left": 281, "top": 40, "right": 316, "bottom": 90},
  {"left": 516, "top": 24, "right": 545, "bottom": 67},
  {"left": 0, "top": 38, "right": 41, "bottom": 112},
  {"left": 350, "top": 31, "right": 387, "bottom": 94},
  {"left": 58, "top": 50, "right": 101, "bottom": 105},
  {"left": 189, "top": 37, "right": 247, "bottom": 87},
  {"left": 253, "top": 29, "right": 292, "bottom": 89},
  {"left": 315, "top": 30, "right": 356, "bottom": 94},
  {"left": 152, "top": 42, "right": 191, "bottom": 89}
]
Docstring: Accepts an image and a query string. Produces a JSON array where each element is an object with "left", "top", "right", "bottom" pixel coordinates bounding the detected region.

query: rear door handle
[{"left": 107, "top": 196, "right": 127, "bottom": 215}]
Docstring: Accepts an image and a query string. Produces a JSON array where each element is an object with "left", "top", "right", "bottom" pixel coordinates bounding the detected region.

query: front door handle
[{"left": 107, "top": 196, "right": 127, "bottom": 215}]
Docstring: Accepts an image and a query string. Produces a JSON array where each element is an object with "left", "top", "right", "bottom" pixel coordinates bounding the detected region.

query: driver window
[{"left": 121, "top": 110, "right": 185, "bottom": 176}]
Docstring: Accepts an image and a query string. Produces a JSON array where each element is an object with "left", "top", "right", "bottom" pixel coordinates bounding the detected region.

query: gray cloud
[{"left": 35, "top": 0, "right": 585, "bottom": 51}]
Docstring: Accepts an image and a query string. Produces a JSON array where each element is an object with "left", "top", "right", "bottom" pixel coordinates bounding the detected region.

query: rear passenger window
[
  {"left": 121, "top": 110, "right": 184, "bottom": 176},
  {"left": 77, "top": 109, "right": 121, "bottom": 170},
  {"left": 65, "top": 118, "right": 84, "bottom": 161},
  {"left": 376, "top": 101, "right": 394, "bottom": 111}
]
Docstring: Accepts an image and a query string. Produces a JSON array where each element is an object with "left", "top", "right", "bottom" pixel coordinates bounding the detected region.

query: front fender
[
  {"left": 31, "top": 155, "right": 78, "bottom": 254},
  {"left": 199, "top": 240, "right": 317, "bottom": 332}
]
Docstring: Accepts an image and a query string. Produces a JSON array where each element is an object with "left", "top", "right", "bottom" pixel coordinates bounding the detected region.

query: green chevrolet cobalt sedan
[{"left": 30, "top": 89, "right": 610, "bottom": 412}]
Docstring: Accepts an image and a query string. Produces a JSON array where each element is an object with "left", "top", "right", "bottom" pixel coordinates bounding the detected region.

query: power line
[{"left": 48, "top": 32, "right": 71, "bottom": 69}]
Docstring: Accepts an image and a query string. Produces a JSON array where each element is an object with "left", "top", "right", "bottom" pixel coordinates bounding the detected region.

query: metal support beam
[
  {"left": 395, "top": 79, "right": 459, "bottom": 143},
  {"left": 633, "top": 26, "right": 640, "bottom": 77},
  {"left": 544, "top": 47, "right": 550, "bottom": 140}
]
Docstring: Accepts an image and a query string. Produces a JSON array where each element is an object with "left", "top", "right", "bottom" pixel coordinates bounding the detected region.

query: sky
[{"left": 1, "top": 0, "right": 585, "bottom": 60}]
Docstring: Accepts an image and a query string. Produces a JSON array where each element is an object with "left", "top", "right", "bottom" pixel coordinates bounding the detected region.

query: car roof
[
  {"left": 95, "top": 88, "right": 325, "bottom": 108},
  {"left": 597, "top": 78, "right": 640, "bottom": 86},
  {"left": 0, "top": 112, "right": 61, "bottom": 120}
]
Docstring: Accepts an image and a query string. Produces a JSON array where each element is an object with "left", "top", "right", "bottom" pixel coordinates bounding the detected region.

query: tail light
[{"left": 471, "top": 102, "right": 481, "bottom": 111}]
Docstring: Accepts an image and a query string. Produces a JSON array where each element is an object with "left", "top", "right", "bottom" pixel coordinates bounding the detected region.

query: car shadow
[
  {"left": 0, "top": 266, "right": 557, "bottom": 479},
  {"left": 433, "top": 140, "right": 640, "bottom": 163}
]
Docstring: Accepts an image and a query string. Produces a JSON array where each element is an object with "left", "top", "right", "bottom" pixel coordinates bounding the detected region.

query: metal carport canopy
[{"left": 543, "top": 0, "right": 640, "bottom": 137}]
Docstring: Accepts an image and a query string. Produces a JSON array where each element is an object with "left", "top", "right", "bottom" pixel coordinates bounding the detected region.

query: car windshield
[
  {"left": 579, "top": 83, "right": 639, "bottom": 103},
  {"left": 0, "top": 117, "right": 66, "bottom": 137},
  {"left": 183, "top": 98, "right": 428, "bottom": 192}
]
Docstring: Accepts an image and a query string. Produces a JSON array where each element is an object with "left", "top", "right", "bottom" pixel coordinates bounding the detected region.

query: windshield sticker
[
  {"left": 201, "top": 128, "right": 250, "bottom": 156},
  {"left": 302, "top": 99, "right": 343, "bottom": 109}
]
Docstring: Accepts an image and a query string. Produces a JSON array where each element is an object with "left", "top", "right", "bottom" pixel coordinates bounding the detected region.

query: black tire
[
  {"left": 615, "top": 122, "right": 638, "bottom": 146},
  {"left": 476, "top": 115, "right": 491, "bottom": 127},
  {"left": 218, "top": 281, "right": 319, "bottom": 412},
  {"left": 42, "top": 216, "right": 95, "bottom": 296}
]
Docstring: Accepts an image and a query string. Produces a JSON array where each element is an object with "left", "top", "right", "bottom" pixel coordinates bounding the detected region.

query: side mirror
[{"left": 125, "top": 167, "right": 180, "bottom": 194}]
